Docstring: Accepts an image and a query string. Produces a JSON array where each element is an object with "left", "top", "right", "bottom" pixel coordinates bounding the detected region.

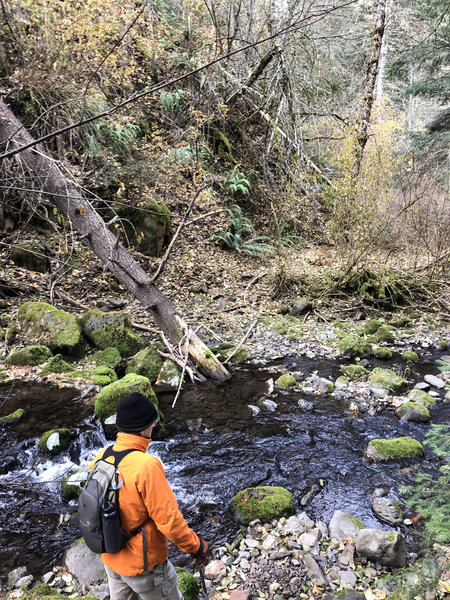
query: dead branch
[{"left": 225, "top": 319, "right": 257, "bottom": 362}]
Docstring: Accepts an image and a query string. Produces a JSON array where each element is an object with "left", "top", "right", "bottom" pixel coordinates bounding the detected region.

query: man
[{"left": 90, "top": 392, "right": 209, "bottom": 600}]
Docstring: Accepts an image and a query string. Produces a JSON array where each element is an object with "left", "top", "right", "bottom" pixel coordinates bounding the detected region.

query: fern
[
  {"left": 400, "top": 424, "right": 450, "bottom": 543},
  {"left": 222, "top": 165, "right": 251, "bottom": 196},
  {"left": 436, "top": 359, "right": 450, "bottom": 373},
  {"left": 160, "top": 89, "right": 188, "bottom": 112}
]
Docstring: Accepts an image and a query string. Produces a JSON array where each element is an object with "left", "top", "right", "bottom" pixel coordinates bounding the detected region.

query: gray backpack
[{"left": 78, "top": 446, "right": 148, "bottom": 563}]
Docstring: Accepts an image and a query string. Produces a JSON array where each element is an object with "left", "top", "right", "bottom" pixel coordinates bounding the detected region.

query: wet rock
[
  {"left": 64, "top": 539, "right": 106, "bottom": 585},
  {"left": 8, "top": 567, "right": 27, "bottom": 590},
  {"left": 41, "top": 572, "right": 54, "bottom": 584},
  {"left": 356, "top": 529, "right": 406, "bottom": 567},
  {"left": 367, "top": 436, "right": 424, "bottom": 462},
  {"left": 395, "top": 401, "right": 430, "bottom": 423},
  {"left": 248, "top": 405, "right": 260, "bottom": 416},
  {"left": 298, "top": 399, "right": 314, "bottom": 411},
  {"left": 329, "top": 510, "right": 365, "bottom": 540},
  {"left": 258, "top": 398, "right": 277, "bottom": 412},
  {"left": 204, "top": 560, "right": 227, "bottom": 581},
  {"left": 371, "top": 496, "right": 403, "bottom": 526},
  {"left": 230, "top": 486, "right": 294, "bottom": 525},
  {"left": 424, "top": 374, "right": 445, "bottom": 389},
  {"left": 15, "top": 575, "right": 33, "bottom": 589},
  {"left": 368, "top": 368, "right": 408, "bottom": 394}
]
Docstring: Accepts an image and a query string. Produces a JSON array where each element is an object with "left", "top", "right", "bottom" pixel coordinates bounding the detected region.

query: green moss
[
  {"left": 439, "top": 340, "right": 448, "bottom": 350},
  {"left": 95, "top": 373, "right": 160, "bottom": 422},
  {"left": 125, "top": 347, "right": 163, "bottom": 383},
  {"left": 18, "top": 302, "right": 81, "bottom": 352},
  {"left": 335, "top": 375, "right": 349, "bottom": 388},
  {"left": 343, "top": 364, "right": 368, "bottom": 378},
  {"left": 230, "top": 486, "right": 294, "bottom": 525},
  {"left": 343, "top": 513, "right": 366, "bottom": 530},
  {"left": 407, "top": 389, "right": 436, "bottom": 405},
  {"left": 80, "top": 309, "right": 146, "bottom": 357},
  {"left": 396, "top": 401, "right": 430, "bottom": 422},
  {"left": 90, "top": 366, "right": 118, "bottom": 386},
  {"left": 26, "top": 583, "right": 61, "bottom": 597},
  {"left": 403, "top": 350, "right": 419, "bottom": 362},
  {"left": 175, "top": 568, "right": 199, "bottom": 600},
  {"left": 326, "top": 381, "right": 335, "bottom": 393},
  {"left": 364, "top": 319, "right": 383, "bottom": 335},
  {"left": 338, "top": 334, "right": 373, "bottom": 358},
  {"left": 91, "top": 347, "right": 122, "bottom": 368},
  {"left": 275, "top": 374, "right": 297, "bottom": 389},
  {"left": 5, "top": 345, "right": 52, "bottom": 366},
  {"left": 390, "top": 317, "right": 411, "bottom": 328},
  {"left": 0, "top": 408, "right": 25, "bottom": 424},
  {"left": 42, "top": 354, "right": 75, "bottom": 374},
  {"left": 373, "top": 325, "right": 395, "bottom": 344},
  {"left": 373, "top": 346, "right": 393, "bottom": 360},
  {"left": 367, "top": 436, "right": 424, "bottom": 461},
  {"left": 369, "top": 368, "right": 408, "bottom": 393},
  {"left": 5, "top": 323, "right": 18, "bottom": 345},
  {"left": 62, "top": 472, "right": 81, "bottom": 501},
  {"left": 38, "top": 428, "right": 71, "bottom": 454}
]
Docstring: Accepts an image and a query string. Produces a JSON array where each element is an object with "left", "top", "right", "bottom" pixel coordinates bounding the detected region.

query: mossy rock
[
  {"left": 229, "top": 485, "right": 294, "bottom": 525},
  {"left": 0, "top": 408, "right": 25, "bottom": 424},
  {"left": 214, "top": 345, "right": 249, "bottom": 364},
  {"left": 18, "top": 302, "right": 81, "bottom": 353},
  {"left": 5, "top": 322, "right": 18, "bottom": 345},
  {"left": 373, "top": 346, "right": 393, "bottom": 360},
  {"left": 25, "top": 583, "right": 62, "bottom": 598},
  {"left": 125, "top": 347, "right": 163, "bottom": 383},
  {"left": 343, "top": 364, "right": 368, "bottom": 379},
  {"left": 157, "top": 359, "right": 181, "bottom": 388},
  {"left": 369, "top": 368, "right": 408, "bottom": 394},
  {"left": 402, "top": 350, "right": 419, "bottom": 362},
  {"left": 89, "top": 366, "right": 118, "bottom": 386},
  {"left": 95, "top": 373, "right": 161, "bottom": 426},
  {"left": 91, "top": 347, "right": 122, "bottom": 369},
  {"left": 364, "top": 319, "right": 383, "bottom": 335},
  {"left": 275, "top": 374, "right": 297, "bottom": 389},
  {"left": 10, "top": 242, "right": 50, "bottom": 273},
  {"left": 116, "top": 197, "right": 171, "bottom": 257},
  {"left": 367, "top": 436, "right": 424, "bottom": 462},
  {"left": 42, "top": 354, "right": 75, "bottom": 374},
  {"left": 390, "top": 317, "right": 411, "bottom": 328},
  {"left": 80, "top": 308, "right": 146, "bottom": 357},
  {"left": 62, "top": 471, "right": 82, "bottom": 502},
  {"left": 175, "top": 567, "right": 199, "bottom": 600},
  {"left": 38, "top": 428, "right": 71, "bottom": 454},
  {"left": 395, "top": 401, "right": 430, "bottom": 422},
  {"left": 373, "top": 325, "right": 395, "bottom": 344},
  {"left": 407, "top": 388, "right": 436, "bottom": 406},
  {"left": 5, "top": 345, "right": 53, "bottom": 366},
  {"left": 338, "top": 334, "right": 372, "bottom": 358}
]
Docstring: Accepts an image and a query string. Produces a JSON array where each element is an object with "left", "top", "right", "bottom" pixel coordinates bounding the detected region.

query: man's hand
[{"left": 192, "top": 537, "right": 209, "bottom": 566}]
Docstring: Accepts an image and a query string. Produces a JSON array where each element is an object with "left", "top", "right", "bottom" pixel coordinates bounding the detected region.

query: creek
[{"left": 0, "top": 353, "right": 448, "bottom": 585}]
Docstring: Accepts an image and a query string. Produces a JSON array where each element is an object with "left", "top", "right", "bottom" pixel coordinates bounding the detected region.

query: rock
[
  {"left": 298, "top": 399, "right": 314, "bottom": 411},
  {"left": 373, "top": 325, "right": 395, "bottom": 344},
  {"left": 342, "top": 593, "right": 365, "bottom": 600},
  {"left": 176, "top": 567, "right": 200, "bottom": 600},
  {"left": 343, "top": 364, "right": 368, "bottom": 379},
  {"left": 290, "top": 298, "right": 312, "bottom": 316},
  {"left": 18, "top": 302, "right": 81, "bottom": 353},
  {"left": 38, "top": 428, "right": 71, "bottom": 454},
  {"left": 157, "top": 359, "right": 181, "bottom": 389},
  {"left": 371, "top": 497, "right": 403, "bottom": 526},
  {"left": 299, "top": 532, "right": 318, "bottom": 551},
  {"left": 42, "top": 354, "right": 75, "bottom": 374},
  {"left": 424, "top": 374, "right": 445, "bottom": 389},
  {"left": 303, "top": 554, "right": 328, "bottom": 586},
  {"left": 248, "top": 405, "right": 260, "bottom": 416},
  {"left": 282, "top": 512, "right": 315, "bottom": 534},
  {"left": 204, "top": 560, "right": 227, "bottom": 581},
  {"left": 338, "top": 570, "right": 357, "bottom": 588},
  {"left": 329, "top": 510, "right": 365, "bottom": 540},
  {"left": 414, "top": 382, "right": 430, "bottom": 390},
  {"left": 338, "top": 334, "right": 372, "bottom": 358},
  {"left": 15, "top": 575, "right": 33, "bottom": 589},
  {"left": 355, "top": 529, "right": 406, "bottom": 567},
  {"left": 80, "top": 308, "right": 146, "bottom": 357},
  {"left": 230, "top": 486, "right": 294, "bottom": 526},
  {"left": 407, "top": 389, "right": 436, "bottom": 405},
  {"left": 92, "top": 347, "right": 122, "bottom": 369},
  {"left": 373, "top": 347, "right": 393, "bottom": 360},
  {"left": 258, "top": 398, "right": 277, "bottom": 411},
  {"left": 87, "top": 583, "right": 110, "bottom": 600},
  {"left": 367, "top": 437, "right": 424, "bottom": 462},
  {"left": 275, "top": 374, "right": 297, "bottom": 389},
  {"left": 402, "top": 351, "right": 419, "bottom": 362},
  {"left": 5, "top": 345, "right": 53, "bottom": 366},
  {"left": 364, "top": 320, "right": 383, "bottom": 335},
  {"left": 0, "top": 410, "right": 25, "bottom": 426},
  {"left": 368, "top": 368, "right": 408, "bottom": 394},
  {"left": 41, "top": 572, "right": 54, "bottom": 584},
  {"left": 0, "top": 454, "right": 19, "bottom": 473},
  {"left": 115, "top": 197, "right": 171, "bottom": 256},
  {"left": 8, "top": 567, "right": 27, "bottom": 589},
  {"left": 64, "top": 539, "right": 106, "bottom": 585},
  {"left": 229, "top": 590, "right": 252, "bottom": 600},
  {"left": 395, "top": 401, "right": 430, "bottom": 422},
  {"left": 11, "top": 242, "right": 49, "bottom": 273},
  {"left": 125, "top": 347, "right": 163, "bottom": 383},
  {"left": 335, "top": 376, "right": 349, "bottom": 389}
]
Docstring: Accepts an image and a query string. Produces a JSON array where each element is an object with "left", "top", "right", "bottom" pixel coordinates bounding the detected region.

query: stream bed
[{"left": 0, "top": 353, "right": 448, "bottom": 584}]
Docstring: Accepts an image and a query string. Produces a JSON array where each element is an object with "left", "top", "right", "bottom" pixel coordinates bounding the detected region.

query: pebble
[{"left": 424, "top": 374, "right": 445, "bottom": 388}]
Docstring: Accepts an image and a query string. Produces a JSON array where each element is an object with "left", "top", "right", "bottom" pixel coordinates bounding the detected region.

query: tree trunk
[
  {"left": 353, "top": 0, "right": 387, "bottom": 178},
  {"left": 375, "top": 0, "right": 393, "bottom": 105},
  {"left": 0, "top": 99, "right": 230, "bottom": 380}
]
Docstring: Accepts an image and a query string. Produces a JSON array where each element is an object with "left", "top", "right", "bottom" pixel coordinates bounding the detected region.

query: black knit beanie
[{"left": 116, "top": 392, "right": 158, "bottom": 432}]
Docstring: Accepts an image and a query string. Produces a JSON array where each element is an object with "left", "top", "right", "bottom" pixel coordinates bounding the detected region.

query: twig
[
  {"left": 244, "top": 272, "right": 267, "bottom": 303},
  {"left": 194, "top": 324, "right": 224, "bottom": 343},
  {"left": 225, "top": 319, "right": 257, "bottom": 362},
  {"left": 172, "top": 324, "right": 190, "bottom": 408}
]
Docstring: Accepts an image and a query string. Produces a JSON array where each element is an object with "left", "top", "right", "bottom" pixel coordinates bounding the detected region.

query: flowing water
[{"left": 0, "top": 355, "right": 448, "bottom": 584}]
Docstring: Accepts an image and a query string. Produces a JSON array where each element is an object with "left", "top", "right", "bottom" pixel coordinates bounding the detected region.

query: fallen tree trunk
[{"left": 0, "top": 99, "right": 230, "bottom": 380}]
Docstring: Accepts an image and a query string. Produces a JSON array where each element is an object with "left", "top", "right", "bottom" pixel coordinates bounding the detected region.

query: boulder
[
  {"left": 80, "top": 308, "right": 146, "bottom": 357},
  {"left": 175, "top": 567, "right": 200, "bottom": 600},
  {"left": 328, "top": 510, "right": 365, "bottom": 540},
  {"left": 230, "top": 486, "right": 294, "bottom": 525},
  {"left": 275, "top": 374, "right": 297, "bottom": 389},
  {"left": 157, "top": 359, "right": 181, "bottom": 388},
  {"left": 395, "top": 401, "right": 430, "bottom": 422},
  {"left": 371, "top": 496, "right": 403, "bottom": 526},
  {"left": 115, "top": 197, "right": 171, "bottom": 256},
  {"left": 338, "top": 334, "right": 372, "bottom": 358},
  {"left": 38, "top": 428, "right": 71, "bottom": 454},
  {"left": 290, "top": 298, "right": 312, "bottom": 316},
  {"left": 41, "top": 354, "right": 74, "bottom": 374},
  {"left": 64, "top": 539, "right": 106, "bottom": 585},
  {"left": 367, "top": 436, "right": 424, "bottom": 462},
  {"left": 91, "top": 347, "right": 122, "bottom": 369},
  {"left": 18, "top": 302, "right": 81, "bottom": 353},
  {"left": 11, "top": 242, "right": 49, "bottom": 273},
  {"left": 373, "top": 346, "right": 393, "bottom": 360},
  {"left": 5, "top": 345, "right": 52, "bottom": 366},
  {"left": 342, "top": 364, "right": 368, "bottom": 379},
  {"left": 368, "top": 368, "right": 408, "bottom": 394},
  {"left": 407, "top": 388, "right": 436, "bottom": 405},
  {"left": 355, "top": 528, "right": 406, "bottom": 567},
  {"left": 125, "top": 347, "right": 163, "bottom": 383}
]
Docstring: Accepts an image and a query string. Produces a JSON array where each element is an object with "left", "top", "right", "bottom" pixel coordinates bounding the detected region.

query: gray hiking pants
[{"left": 105, "top": 561, "right": 183, "bottom": 600}]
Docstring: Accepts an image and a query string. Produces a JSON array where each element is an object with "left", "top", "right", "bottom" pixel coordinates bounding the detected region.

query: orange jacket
[{"left": 89, "top": 432, "right": 200, "bottom": 576}]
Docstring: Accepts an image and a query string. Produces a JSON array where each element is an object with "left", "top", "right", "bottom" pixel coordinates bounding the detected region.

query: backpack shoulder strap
[{"left": 99, "top": 445, "right": 143, "bottom": 466}]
